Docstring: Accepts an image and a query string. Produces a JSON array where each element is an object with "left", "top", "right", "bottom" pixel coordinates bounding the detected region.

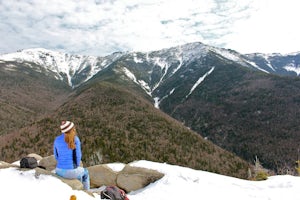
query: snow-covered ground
[{"left": 1, "top": 160, "right": 299, "bottom": 200}]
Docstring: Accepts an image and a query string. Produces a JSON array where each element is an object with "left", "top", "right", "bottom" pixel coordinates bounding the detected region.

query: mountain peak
[{"left": 0, "top": 48, "right": 124, "bottom": 87}]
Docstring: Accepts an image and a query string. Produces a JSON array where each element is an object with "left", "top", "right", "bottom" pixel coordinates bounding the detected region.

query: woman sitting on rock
[{"left": 53, "top": 120, "right": 90, "bottom": 190}]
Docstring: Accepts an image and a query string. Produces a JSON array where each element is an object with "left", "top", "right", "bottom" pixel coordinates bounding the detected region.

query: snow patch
[
  {"left": 123, "top": 67, "right": 137, "bottom": 82},
  {"left": 284, "top": 64, "right": 300, "bottom": 75},
  {"left": 122, "top": 67, "right": 151, "bottom": 96},
  {"left": 212, "top": 48, "right": 241, "bottom": 62},
  {"left": 133, "top": 53, "right": 143, "bottom": 63},
  {"left": 171, "top": 46, "right": 184, "bottom": 75},
  {"left": 263, "top": 54, "right": 275, "bottom": 71},
  {"left": 153, "top": 57, "right": 168, "bottom": 69},
  {"left": 3, "top": 64, "right": 17, "bottom": 71},
  {"left": 154, "top": 97, "right": 160, "bottom": 109},
  {"left": 212, "top": 47, "right": 270, "bottom": 73},
  {"left": 153, "top": 88, "right": 176, "bottom": 109},
  {"left": 244, "top": 60, "right": 269, "bottom": 73},
  {"left": 186, "top": 67, "right": 215, "bottom": 98},
  {"left": 106, "top": 163, "right": 126, "bottom": 172}
]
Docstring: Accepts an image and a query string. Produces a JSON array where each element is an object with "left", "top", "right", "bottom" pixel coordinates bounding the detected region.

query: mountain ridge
[
  {"left": 0, "top": 48, "right": 125, "bottom": 87},
  {"left": 1, "top": 42, "right": 299, "bottom": 96}
]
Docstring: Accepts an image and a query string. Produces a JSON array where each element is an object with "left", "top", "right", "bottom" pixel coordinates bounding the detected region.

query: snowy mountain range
[
  {"left": 0, "top": 48, "right": 125, "bottom": 88},
  {"left": 1, "top": 42, "right": 299, "bottom": 91}
]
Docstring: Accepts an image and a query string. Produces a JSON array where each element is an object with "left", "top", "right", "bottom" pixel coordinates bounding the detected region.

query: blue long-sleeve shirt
[{"left": 53, "top": 133, "right": 82, "bottom": 169}]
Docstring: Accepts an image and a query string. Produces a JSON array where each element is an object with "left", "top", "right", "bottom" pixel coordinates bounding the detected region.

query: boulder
[
  {"left": 0, "top": 161, "right": 19, "bottom": 169},
  {"left": 2, "top": 154, "right": 166, "bottom": 193},
  {"left": 39, "top": 155, "right": 57, "bottom": 171},
  {"left": 0, "top": 161, "right": 10, "bottom": 165},
  {"left": 87, "top": 164, "right": 118, "bottom": 188},
  {"left": 34, "top": 167, "right": 83, "bottom": 190},
  {"left": 27, "top": 153, "right": 43, "bottom": 161},
  {"left": 117, "top": 165, "right": 164, "bottom": 192}
]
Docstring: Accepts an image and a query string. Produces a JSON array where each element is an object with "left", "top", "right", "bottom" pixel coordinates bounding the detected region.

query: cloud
[
  {"left": 0, "top": 0, "right": 299, "bottom": 56},
  {"left": 223, "top": 0, "right": 300, "bottom": 54}
]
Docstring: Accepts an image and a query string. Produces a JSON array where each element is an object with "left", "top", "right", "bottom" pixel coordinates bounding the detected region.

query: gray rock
[
  {"left": 1, "top": 155, "right": 165, "bottom": 193},
  {"left": 117, "top": 164, "right": 164, "bottom": 192},
  {"left": 0, "top": 161, "right": 19, "bottom": 169},
  {"left": 87, "top": 164, "right": 118, "bottom": 188},
  {"left": 39, "top": 155, "right": 56, "bottom": 171},
  {"left": 34, "top": 167, "right": 83, "bottom": 190},
  {"left": 27, "top": 153, "right": 43, "bottom": 161}
]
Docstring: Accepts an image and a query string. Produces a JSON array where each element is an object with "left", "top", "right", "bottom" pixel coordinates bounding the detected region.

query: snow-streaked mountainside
[
  {"left": 0, "top": 42, "right": 299, "bottom": 95},
  {"left": 0, "top": 48, "right": 124, "bottom": 87},
  {"left": 244, "top": 52, "right": 300, "bottom": 76}
]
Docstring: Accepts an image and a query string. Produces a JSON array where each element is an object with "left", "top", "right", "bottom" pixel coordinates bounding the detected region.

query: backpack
[
  {"left": 100, "top": 186, "right": 129, "bottom": 200},
  {"left": 20, "top": 157, "right": 38, "bottom": 169}
]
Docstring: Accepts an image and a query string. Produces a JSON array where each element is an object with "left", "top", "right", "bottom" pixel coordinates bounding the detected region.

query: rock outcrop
[
  {"left": 0, "top": 153, "right": 164, "bottom": 193},
  {"left": 117, "top": 165, "right": 164, "bottom": 192},
  {"left": 88, "top": 164, "right": 118, "bottom": 188},
  {"left": 38, "top": 155, "right": 57, "bottom": 171}
]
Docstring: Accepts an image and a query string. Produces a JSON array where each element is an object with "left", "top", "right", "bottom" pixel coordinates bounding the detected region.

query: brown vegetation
[{"left": 0, "top": 74, "right": 251, "bottom": 178}]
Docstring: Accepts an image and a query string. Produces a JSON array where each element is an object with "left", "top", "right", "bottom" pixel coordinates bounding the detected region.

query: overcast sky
[{"left": 0, "top": 0, "right": 299, "bottom": 56}]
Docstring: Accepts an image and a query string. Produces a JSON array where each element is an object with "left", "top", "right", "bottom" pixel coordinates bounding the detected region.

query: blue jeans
[{"left": 55, "top": 167, "right": 90, "bottom": 190}]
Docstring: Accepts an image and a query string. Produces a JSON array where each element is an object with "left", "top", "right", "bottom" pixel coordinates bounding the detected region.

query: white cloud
[
  {"left": 0, "top": 0, "right": 299, "bottom": 56},
  {"left": 224, "top": 0, "right": 300, "bottom": 54}
]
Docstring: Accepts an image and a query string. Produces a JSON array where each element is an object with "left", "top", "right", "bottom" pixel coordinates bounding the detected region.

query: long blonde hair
[{"left": 64, "top": 127, "right": 76, "bottom": 149}]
